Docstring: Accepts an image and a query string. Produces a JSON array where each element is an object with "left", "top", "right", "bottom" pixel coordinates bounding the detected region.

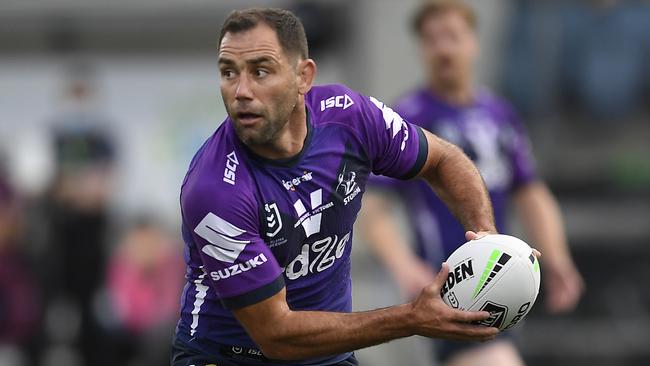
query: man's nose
[{"left": 235, "top": 74, "right": 254, "bottom": 101}]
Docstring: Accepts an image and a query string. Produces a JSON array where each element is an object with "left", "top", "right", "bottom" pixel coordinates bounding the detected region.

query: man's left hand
[{"left": 465, "top": 230, "right": 542, "bottom": 259}]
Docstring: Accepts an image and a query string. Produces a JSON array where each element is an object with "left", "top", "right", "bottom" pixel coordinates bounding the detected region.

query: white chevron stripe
[{"left": 194, "top": 212, "right": 249, "bottom": 263}]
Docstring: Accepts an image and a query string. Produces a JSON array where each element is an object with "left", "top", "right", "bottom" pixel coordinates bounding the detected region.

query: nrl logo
[{"left": 264, "top": 202, "right": 283, "bottom": 238}]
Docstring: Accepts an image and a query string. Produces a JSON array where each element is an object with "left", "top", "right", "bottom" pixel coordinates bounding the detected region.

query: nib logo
[{"left": 475, "top": 301, "right": 508, "bottom": 329}]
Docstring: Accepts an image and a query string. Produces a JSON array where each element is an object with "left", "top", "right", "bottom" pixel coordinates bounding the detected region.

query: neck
[
  {"left": 247, "top": 98, "right": 308, "bottom": 160},
  {"left": 429, "top": 78, "right": 474, "bottom": 106}
]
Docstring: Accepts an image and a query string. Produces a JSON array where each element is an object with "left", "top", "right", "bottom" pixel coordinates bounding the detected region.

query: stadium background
[{"left": 0, "top": 0, "right": 648, "bottom": 365}]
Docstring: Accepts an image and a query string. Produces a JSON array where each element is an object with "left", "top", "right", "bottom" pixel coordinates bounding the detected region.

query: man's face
[
  {"left": 219, "top": 24, "right": 300, "bottom": 146},
  {"left": 419, "top": 11, "right": 478, "bottom": 88}
]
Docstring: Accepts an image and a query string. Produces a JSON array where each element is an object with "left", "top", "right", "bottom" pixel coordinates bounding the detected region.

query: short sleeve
[
  {"left": 182, "top": 190, "right": 284, "bottom": 309},
  {"left": 354, "top": 93, "right": 428, "bottom": 179},
  {"left": 504, "top": 107, "right": 537, "bottom": 188}
]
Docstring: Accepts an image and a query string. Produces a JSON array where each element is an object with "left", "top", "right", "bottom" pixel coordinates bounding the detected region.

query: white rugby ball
[{"left": 441, "top": 234, "right": 541, "bottom": 331}]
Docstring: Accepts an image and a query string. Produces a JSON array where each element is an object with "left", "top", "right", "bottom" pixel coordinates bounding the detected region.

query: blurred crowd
[
  {"left": 0, "top": 72, "right": 185, "bottom": 366},
  {"left": 0, "top": 1, "right": 648, "bottom": 366}
]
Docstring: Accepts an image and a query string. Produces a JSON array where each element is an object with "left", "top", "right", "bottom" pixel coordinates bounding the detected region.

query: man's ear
[{"left": 296, "top": 59, "right": 317, "bottom": 95}]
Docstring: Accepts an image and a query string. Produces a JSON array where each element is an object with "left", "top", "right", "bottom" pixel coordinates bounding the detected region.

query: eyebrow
[
  {"left": 218, "top": 56, "right": 277, "bottom": 66},
  {"left": 246, "top": 56, "right": 276, "bottom": 65},
  {"left": 218, "top": 57, "right": 235, "bottom": 66}
]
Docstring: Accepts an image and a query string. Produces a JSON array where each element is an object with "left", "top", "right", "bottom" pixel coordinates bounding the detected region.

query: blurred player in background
[
  {"left": 39, "top": 66, "right": 117, "bottom": 366},
  {"left": 358, "top": 1, "right": 584, "bottom": 365}
]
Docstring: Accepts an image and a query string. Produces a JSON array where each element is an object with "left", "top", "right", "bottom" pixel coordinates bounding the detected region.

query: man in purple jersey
[
  {"left": 359, "top": 1, "right": 584, "bottom": 366},
  {"left": 169, "top": 7, "right": 521, "bottom": 366}
]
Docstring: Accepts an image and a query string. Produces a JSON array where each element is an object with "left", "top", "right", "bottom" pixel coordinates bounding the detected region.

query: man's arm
[
  {"left": 417, "top": 130, "right": 496, "bottom": 238},
  {"left": 514, "top": 181, "right": 584, "bottom": 312},
  {"left": 357, "top": 191, "right": 435, "bottom": 297},
  {"left": 233, "top": 263, "right": 497, "bottom": 361}
]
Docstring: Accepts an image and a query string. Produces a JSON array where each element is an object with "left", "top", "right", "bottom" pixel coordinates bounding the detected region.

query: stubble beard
[{"left": 230, "top": 90, "right": 298, "bottom": 148}]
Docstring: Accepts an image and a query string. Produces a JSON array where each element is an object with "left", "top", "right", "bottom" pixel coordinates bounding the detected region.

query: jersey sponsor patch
[
  {"left": 194, "top": 212, "right": 250, "bottom": 263},
  {"left": 293, "top": 189, "right": 333, "bottom": 237},
  {"left": 283, "top": 231, "right": 351, "bottom": 280},
  {"left": 208, "top": 253, "right": 268, "bottom": 281},
  {"left": 282, "top": 170, "right": 313, "bottom": 191},
  {"left": 223, "top": 151, "right": 239, "bottom": 185},
  {"left": 320, "top": 94, "right": 354, "bottom": 111}
]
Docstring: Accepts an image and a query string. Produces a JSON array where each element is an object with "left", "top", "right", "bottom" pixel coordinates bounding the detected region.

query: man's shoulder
[
  {"left": 306, "top": 83, "right": 362, "bottom": 115},
  {"left": 306, "top": 83, "right": 402, "bottom": 129},
  {"left": 306, "top": 84, "right": 380, "bottom": 137}
]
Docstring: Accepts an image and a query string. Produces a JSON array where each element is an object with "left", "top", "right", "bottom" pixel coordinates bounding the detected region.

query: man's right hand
[{"left": 408, "top": 263, "right": 499, "bottom": 341}]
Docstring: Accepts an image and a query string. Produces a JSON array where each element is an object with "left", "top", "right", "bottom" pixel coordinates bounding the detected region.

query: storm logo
[{"left": 336, "top": 165, "right": 361, "bottom": 206}]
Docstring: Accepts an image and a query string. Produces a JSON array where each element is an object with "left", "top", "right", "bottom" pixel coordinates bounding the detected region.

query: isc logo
[
  {"left": 320, "top": 94, "right": 354, "bottom": 111},
  {"left": 223, "top": 151, "right": 239, "bottom": 185}
]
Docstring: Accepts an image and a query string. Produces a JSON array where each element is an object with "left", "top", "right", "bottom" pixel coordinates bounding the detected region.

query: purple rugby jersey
[
  {"left": 175, "top": 84, "right": 428, "bottom": 364},
  {"left": 370, "top": 87, "right": 536, "bottom": 264}
]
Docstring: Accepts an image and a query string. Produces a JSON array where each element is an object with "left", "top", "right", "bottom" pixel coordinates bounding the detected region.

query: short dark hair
[
  {"left": 412, "top": 0, "right": 477, "bottom": 35},
  {"left": 219, "top": 8, "right": 309, "bottom": 60}
]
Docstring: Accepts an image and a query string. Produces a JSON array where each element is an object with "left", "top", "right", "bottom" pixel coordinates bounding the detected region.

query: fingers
[
  {"left": 429, "top": 262, "right": 450, "bottom": 293},
  {"left": 444, "top": 323, "right": 499, "bottom": 341},
  {"left": 451, "top": 309, "right": 491, "bottom": 323},
  {"left": 465, "top": 230, "right": 492, "bottom": 241},
  {"left": 532, "top": 248, "right": 542, "bottom": 258},
  {"left": 465, "top": 231, "right": 478, "bottom": 241}
]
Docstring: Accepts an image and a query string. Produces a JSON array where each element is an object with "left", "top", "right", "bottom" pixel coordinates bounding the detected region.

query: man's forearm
[
  {"left": 259, "top": 303, "right": 414, "bottom": 360},
  {"left": 235, "top": 270, "right": 497, "bottom": 361},
  {"left": 419, "top": 133, "right": 495, "bottom": 233}
]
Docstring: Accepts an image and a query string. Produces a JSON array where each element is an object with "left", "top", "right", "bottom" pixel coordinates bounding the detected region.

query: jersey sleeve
[
  {"left": 182, "top": 187, "right": 284, "bottom": 309},
  {"left": 353, "top": 92, "right": 428, "bottom": 179},
  {"left": 504, "top": 106, "right": 537, "bottom": 188}
]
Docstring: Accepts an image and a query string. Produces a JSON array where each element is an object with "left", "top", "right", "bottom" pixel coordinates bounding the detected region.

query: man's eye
[
  {"left": 221, "top": 70, "right": 235, "bottom": 79},
  {"left": 255, "top": 69, "right": 269, "bottom": 78}
]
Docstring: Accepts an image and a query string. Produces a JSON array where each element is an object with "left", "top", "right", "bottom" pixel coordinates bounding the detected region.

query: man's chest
[{"left": 250, "top": 137, "right": 370, "bottom": 271}]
